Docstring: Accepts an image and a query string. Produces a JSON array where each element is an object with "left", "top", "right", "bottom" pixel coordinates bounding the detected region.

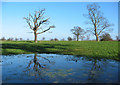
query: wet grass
[{"left": 1, "top": 41, "right": 119, "bottom": 60}]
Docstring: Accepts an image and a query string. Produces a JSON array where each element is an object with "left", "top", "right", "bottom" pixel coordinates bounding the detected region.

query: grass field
[{"left": 1, "top": 41, "right": 119, "bottom": 60}]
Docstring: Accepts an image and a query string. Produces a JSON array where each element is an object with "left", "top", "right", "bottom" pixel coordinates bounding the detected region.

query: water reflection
[
  {"left": 24, "top": 53, "right": 55, "bottom": 80},
  {"left": 2, "top": 54, "right": 119, "bottom": 83},
  {"left": 65, "top": 56, "right": 117, "bottom": 83},
  {"left": 87, "top": 59, "right": 101, "bottom": 82}
]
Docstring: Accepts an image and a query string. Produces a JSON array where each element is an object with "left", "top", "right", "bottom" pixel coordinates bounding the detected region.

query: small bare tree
[
  {"left": 7, "top": 38, "right": 13, "bottom": 41},
  {"left": 116, "top": 36, "right": 119, "bottom": 41},
  {"left": 85, "top": 3, "right": 113, "bottom": 41},
  {"left": 24, "top": 9, "right": 55, "bottom": 43},
  {"left": 71, "top": 26, "right": 85, "bottom": 41},
  {"left": 42, "top": 37, "right": 45, "bottom": 41},
  {"left": 1, "top": 37, "right": 6, "bottom": 41},
  {"left": 27, "top": 38, "right": 29, "bottom": 41},
  {"left": 61, "top": 38, "right": 65, "bottom": 41},
  {"left": 50, "top": 39, "right": 54, "bottom": 41},
  {"left": 54, "top": 38, "right": 58, "bottom": 41},
  {"left": 20, "top": 38, "right": 23, "bottom": 41},
  {"left": 7, "top": 38, "right": 11, "bottom": 41},
  {"left": 15, "top": 38, "right": 18, "bottom": 41}
]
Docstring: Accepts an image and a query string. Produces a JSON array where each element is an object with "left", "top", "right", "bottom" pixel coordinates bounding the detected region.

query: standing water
[{"left": 1, "top": 54, "right": 119, "bottom": 83}]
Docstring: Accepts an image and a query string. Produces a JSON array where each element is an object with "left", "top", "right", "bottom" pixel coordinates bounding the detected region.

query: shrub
[
  {"left": 67, "top": 37, "right": 72, "bottom": 41},
  {"left": 100, "top": 33, "right": 112, "bottom": 41}
]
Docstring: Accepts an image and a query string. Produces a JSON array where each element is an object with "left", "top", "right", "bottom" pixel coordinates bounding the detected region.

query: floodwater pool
[{"left": 1, "top": 54, "right": 119, "bottom": 83}]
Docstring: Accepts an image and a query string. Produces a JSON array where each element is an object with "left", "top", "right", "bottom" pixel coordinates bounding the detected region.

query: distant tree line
[
  {"left": 1, "top": 35, "right": 119, "bottom": 41},
  {"left": 0, "top": 37, "right": 30, "bottom": 41}
]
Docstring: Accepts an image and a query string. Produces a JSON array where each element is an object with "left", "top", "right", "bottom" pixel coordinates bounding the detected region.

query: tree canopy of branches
[
  {"left": 100, "top": 33, "right": 112, "bottom": 41},
  {"left": 85, "top": 3, "right": 113, "bottom": 41},
  {"left": 24, "top": 9, "right": 55, "bottom": 43},
  {"left": 71, "top": 26, "right": 85, "bottom": 41}
]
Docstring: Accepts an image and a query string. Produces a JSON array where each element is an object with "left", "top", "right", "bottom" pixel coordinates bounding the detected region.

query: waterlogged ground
[{"left": 2, "top": 54, "right": 119, "bottom": 83}]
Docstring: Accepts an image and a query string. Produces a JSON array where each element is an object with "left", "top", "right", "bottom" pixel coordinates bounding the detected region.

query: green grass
[{"left": 1, "top": 41, "right": 119, "bottom": 60}]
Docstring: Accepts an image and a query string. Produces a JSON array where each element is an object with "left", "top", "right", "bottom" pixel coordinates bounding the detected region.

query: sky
[
  {"left": 1, "top": 2, "right": 118, "bottom": 40},
  {"left": 1, "top": 0, "right": 120, "bottom": 2}
]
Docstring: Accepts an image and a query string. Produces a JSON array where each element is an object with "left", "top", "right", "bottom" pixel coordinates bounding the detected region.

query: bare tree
[
  {"left": 1, "top": 37, "right": 6, "bottom": 41},
  {"left": 42, "top": 37, "right": 45, "bottom": 41},
  {"left": 20, "top": 38, "right": 23, "bottom": 41},
  {"left": 71, "top": 26, "right": 85, "bottom": 41},
  {"left": 54, "top": 38, "right": 58, "bottom": 41},
  {"left": 15, "top": 38, "right": 18, "bottom": 41},
  {"left": 61, "top": 38, "right": 65, "bottom": 41},
  {"left": 85, "top": 3, "right": 113, "bottom": 41},
  {"left": 24, "top": 9, "right": 55, "bottom": 43},
  {"left": 50, "top": 39, "right": 54, "bottom": 41},
  {"left": 27, "top": 38, "right": 29, "bottom": 41},
  {"left": 7, "top": 38, "right": 13, "bottom": 41},
  {"left": 7, "top": 38, "right": 11, "bottom": 41},
  {"left": 116, "top": 36, "right": 119, "bottom": 41},
  {"left": 11, "top": 38, "right": 14, "bottom": 41}
]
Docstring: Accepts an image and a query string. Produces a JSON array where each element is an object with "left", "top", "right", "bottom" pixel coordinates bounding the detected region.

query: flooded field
[{"left": 1, "top": 54, "right": 119, "bottom": 83}]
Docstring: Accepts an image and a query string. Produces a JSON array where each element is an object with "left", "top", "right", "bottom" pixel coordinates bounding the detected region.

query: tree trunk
[
  {"left": 96, "top": 34, "right": 99, "bottom": 41},
  {"left": 34, "top": 32, "right": 37, "bottom": 43},
  {"left": 34, "top": 53, "right": 37, "bottom": 64},
  {"left": 77, "top": 35, "right": 79, "bottom": 41}
]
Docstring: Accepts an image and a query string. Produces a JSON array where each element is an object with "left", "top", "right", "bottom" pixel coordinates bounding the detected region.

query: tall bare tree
[
  {"left": 85, "top": 3, "right": 113, "bottom": 41},
  {"left": 24, "top": 9, "right": 55, "bottom": 43},
  {"left": 71, "top": 26, "right": 85, "bottom": 41}
]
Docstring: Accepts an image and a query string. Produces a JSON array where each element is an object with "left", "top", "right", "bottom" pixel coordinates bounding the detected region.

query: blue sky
[{"left": 2, "top": 2, "right": 118, "bottom": 40}]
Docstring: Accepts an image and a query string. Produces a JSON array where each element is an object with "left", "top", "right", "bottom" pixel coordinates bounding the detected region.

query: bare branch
[
  {"left": 24, "top": 17, "right": 33, "bottom": 30},
  {"left": 37, "top": 25, "right": 55, "bottom": 34},
  {"left": 87, "top": 30, "right": 95, "bottom": 35},
  {"left": 37, "top": 17, "right": 50, "bottom": 28}
]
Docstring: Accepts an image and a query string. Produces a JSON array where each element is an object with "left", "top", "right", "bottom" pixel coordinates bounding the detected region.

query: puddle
[{"left": 1, "top": 54, "right": 119, "bottom": 83}]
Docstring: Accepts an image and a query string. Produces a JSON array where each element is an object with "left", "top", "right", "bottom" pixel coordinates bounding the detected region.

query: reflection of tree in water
[
  {"left": 85, "top": 58, "right": 109, "bottom": 82},
  {"left": 65, "top": 56, "right": 109, "bottom": 82},
  {"left": 87, "top": 59, "right": 101, "bottom": 82},
  {"left": 24, "top": 53, "right": 55, "bottom": 80}
]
